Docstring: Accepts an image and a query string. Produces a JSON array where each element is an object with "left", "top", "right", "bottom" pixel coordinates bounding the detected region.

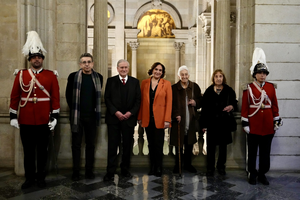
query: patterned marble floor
[{"left": 0, "top": 167, "right": 300, "bottom": 200}]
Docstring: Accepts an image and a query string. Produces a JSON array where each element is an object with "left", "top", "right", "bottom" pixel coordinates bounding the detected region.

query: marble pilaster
[
  {"left": 128, "top": 41, "right": 139, "bottom": 78},
  {"left": 215, "top": 0, "right": 231, "bottom": 80},
  {"left": 199, "top": 12, "right": 212, "bottom": 89},
  {"left": 93, "top": 0, "right": 108, "bottom": 91},
  {"left": 113, "top": 0, "right": 125, "bottom": 76},
  {"left": 173, "top": 42, "right": 183, "bottom": 82},
  {"left": 235, "top": 0, "right": 254, "bottom": 102}
]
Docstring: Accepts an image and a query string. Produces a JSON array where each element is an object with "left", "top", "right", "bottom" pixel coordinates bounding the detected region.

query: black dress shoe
[
  {"left": 258, "top": 175, "right": 269, "bottom": 185},
  {"left": 37, "top": 180, "right": 46, "bottom": 188},
  {"left": 72, "top": 171, "right": 80, "bottom": 181},
  {"left": 121, "top": 169, "right": 132, "bottom": 178},
  {"left": 85, "top": 171, "right": 95, "bottom": 179},
  {"left": 218, "top": 169, "right": 226, "bottom": 175},
  {"left": 248, "top": 177, "right": 257, "bottom": 185},
  {"left": 103, "top": 173, "right": 114, "bottom": 182},
  {"left": 184, "top": 165, "right": 197, "bottom": 173},
  {"left": 21, "top": 179, "right": 35, "bottom": 189},
  {"left": 206, "top": 169, "right": 214, "bottom": 176}
]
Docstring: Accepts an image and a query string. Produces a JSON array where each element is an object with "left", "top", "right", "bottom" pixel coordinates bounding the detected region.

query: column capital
[
  {"left": 199, "top": 13, "right": 212, "bottom": 41},
  {"left": 128, "top": 41, "right": 140, "bottom": 50},
  {"left": 173, "top": 42, "right": 183, "bottom": 51}
]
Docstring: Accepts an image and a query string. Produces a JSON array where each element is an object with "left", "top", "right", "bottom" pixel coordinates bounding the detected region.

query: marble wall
[
  {"left": 0, "top": 0, "right": 18, "bottom": 168},
  {"left": 253, "top": 0, "right": 300, "bottom": 169}
]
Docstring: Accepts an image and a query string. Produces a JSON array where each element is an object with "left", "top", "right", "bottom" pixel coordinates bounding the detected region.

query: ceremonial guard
[
  {"left": 241, "top": 48, "right": 282, "bottom": 185},
  {"left": 9, "top": 31, "right": 60, "bottom": 189}
]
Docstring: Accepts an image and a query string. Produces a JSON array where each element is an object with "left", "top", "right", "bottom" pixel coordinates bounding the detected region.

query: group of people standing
[{"left": 9, "top": 31, "right": 282, "bottom": 189}]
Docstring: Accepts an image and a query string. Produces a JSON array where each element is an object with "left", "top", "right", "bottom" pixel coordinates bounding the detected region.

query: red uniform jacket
[
  {"left": 241, "top": 81, "right": 279, "bottom": 136},
  {"left": 10, "top": 69, "right": 60, "bottom": 125}
]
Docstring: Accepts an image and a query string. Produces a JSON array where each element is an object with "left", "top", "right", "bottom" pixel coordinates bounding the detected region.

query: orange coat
[{"left": 138, "top": 78, "right": 172, "bottom": 129}]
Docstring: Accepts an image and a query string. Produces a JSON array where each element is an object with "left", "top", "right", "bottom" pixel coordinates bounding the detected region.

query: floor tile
[{"left": 0, "top": 168, "right": 299, "bottom": 200}]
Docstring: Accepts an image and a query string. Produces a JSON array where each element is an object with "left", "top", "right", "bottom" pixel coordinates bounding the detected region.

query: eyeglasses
[{"left": 81, "top": 61, "right": 92, "bottom": 64}]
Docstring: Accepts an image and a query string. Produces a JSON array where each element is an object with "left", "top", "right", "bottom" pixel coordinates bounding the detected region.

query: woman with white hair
[{"left": 170, "top": 65, "right": 202, "bottom": 174}]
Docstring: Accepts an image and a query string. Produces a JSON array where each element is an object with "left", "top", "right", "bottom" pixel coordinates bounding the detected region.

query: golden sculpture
[{"left": 137, "top": 9, "right": 176, "bottom": 38}]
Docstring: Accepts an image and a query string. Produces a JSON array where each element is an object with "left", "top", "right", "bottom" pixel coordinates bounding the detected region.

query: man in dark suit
[
  {"left": 104, "top": 59, "right": 141, "bottom": 181},
  {"left": 66, "top": 53, "right": 103, "bottom": 181}
]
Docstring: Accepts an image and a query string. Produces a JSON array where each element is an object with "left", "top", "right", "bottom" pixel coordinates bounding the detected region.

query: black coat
[
  {"left": 170, "top": 81, "right": 202, "bottom": 146},
  {"left": 200, "top": 84, "right": 237, "bottom": 145},
  {"left": 104, "top": 75, "right": 141, "bottom": 127},
  {"left": 65, "top": 71, "right": 103, "bottom": 121}
]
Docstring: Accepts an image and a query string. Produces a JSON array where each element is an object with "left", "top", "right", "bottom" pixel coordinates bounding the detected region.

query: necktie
[{"left": 122, "top": 79, "right": 125, "bottom": 85}]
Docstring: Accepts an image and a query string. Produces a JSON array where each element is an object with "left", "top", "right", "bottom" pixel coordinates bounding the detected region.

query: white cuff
[
  {"left": 52, "top": 109, "right": 60, "bottom": 114},
  {"left": 9, "top": 108, "right": 17, "bottom": 114},
  {"left": 241, "top": 117, "right": 248, "bottom": 122}
]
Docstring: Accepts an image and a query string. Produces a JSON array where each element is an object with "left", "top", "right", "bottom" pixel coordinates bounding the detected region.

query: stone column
[
  {"left": 173, "top": 42, "right": 183, "bottom": 82},
  {"left": 128, "top": 41, "right": 139, "bottom": 78},
  {"left": 214, "top": 0, "right": 231, "bottom": 80},
  {"left": 199, "top": 12, "right": 212, "bottom": 88},
  {"left": 113, "top": 0, "right": 125, "bottom": 76},
  {"left": 236, "top": 0, "right": 255, "bottom": 103},
  {"left": 206, "top": 36, "right": 212, "bottom": 88},
  {"left": 94, "top": 0, "right": 108, "bottom": 91}
]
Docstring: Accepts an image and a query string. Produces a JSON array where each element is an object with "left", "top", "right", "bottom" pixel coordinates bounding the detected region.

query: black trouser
[
  {"left": 107, "top": 121, "right": 134, "bottom": 174},
  {"left": 72, "top": 117, "right": 96, "bottom": 172},
  {"left": 207, "top": 143, "right": 227, "bottom": 171},
  {"left": 20, "top": 124, "right": 50, "bottom": 181},
  {"left": 174, "top": 135, "right": 193, "bottom": 167},
  {"left": 145, "top": 119, "right": 165, "bottom": 170},
  {"left": 247, "top": 133, "right": 274, "bottom": 177}
]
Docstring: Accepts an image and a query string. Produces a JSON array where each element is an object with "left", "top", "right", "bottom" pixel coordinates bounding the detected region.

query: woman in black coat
[
  {"left": 170, "top": 65, "right": 202, "bottom": 174},
  {"left": 200, "top": 69, "right": 237, "bottom": 176}
]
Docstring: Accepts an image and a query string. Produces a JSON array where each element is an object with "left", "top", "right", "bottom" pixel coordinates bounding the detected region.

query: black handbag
[{"left": 228, "top": 111, "right": 237, "bottom": 131}]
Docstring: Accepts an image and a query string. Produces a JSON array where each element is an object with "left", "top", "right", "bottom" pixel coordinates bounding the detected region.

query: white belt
[
  {"left": 250, "top": 105, "right": 271, "bottom": 109},
  {"left": 21, "top": 97, "right": 50, "bottom": 102}
]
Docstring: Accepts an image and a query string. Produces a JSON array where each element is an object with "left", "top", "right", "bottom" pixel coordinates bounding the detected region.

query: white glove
[
  {"left": 243, "top": 126, "right": 250, "bottom": 134},
  {"left": 274, "top": 118, "right": 283, "bottom": 130},
  {"left": 48, "top": 118, "right": 57, "bottom": 131},
  {"left": 10, "top": 119, "right": 19, "bottom": 129}
]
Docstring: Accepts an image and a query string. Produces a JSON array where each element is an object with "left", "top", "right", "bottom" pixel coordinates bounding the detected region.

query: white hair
[{"left": 177, "top": 65, "right": 189, "bottom": 77}]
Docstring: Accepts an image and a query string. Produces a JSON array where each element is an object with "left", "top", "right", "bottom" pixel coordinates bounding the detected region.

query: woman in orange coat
[{"left": 138, "top": 62, "right": 172, "bottom": 177}]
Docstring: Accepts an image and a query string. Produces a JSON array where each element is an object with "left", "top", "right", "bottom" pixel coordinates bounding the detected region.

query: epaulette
[
  {"left": 53, "top": 70, "right": 59, "bottom": 77},
  {"left": 13, "top": 69, "right": 20, "bottom": 76},
  {"left": 241, "top": 83, "right": 250, "bottom": 91},
  {"left": 46, "top": 69, "right": 59, "bottom": 77},
  {"left": 266, "top": 81, "right": 277, "bottom": 89}
]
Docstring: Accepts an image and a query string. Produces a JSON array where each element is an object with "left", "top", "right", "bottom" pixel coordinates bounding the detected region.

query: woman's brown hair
[
  {"left": 147, "top": 62, "right": 166, "bottom": 78},
  {"left": 211, "top": 69, "right": 227, "bottom": 85}
]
